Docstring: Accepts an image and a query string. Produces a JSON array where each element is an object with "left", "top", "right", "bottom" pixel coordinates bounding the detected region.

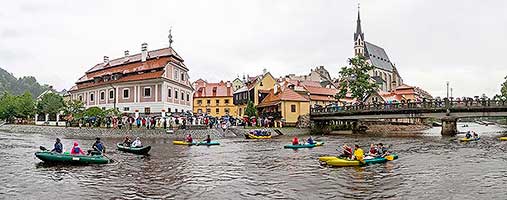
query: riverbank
[{"left": 0, "top": 124, "right": 310, "bottom": 139}]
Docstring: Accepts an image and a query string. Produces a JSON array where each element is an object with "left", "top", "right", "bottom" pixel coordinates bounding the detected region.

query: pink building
[{"left": 69, "top": 40, "right": 193, "bottom": 115}]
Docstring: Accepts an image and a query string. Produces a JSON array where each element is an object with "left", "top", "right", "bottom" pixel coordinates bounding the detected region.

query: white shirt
[{"left": 131, "top": 139, "right": 142, "bottom": 147}]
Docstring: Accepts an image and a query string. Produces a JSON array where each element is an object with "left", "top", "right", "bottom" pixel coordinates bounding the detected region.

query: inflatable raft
[
  {"left": 172, "top": 141, "right": 220, "bottom": 146},
  {"left": 459, "top": 137, "right": 480, "bottom": 142},
  {"left": 35, "top": 151, "right": 110, "bottom": 164},
  {"left": 284, "top": 142, "right": 324, "bottom": 149},
  {"left": 244, "top": 133, "right": 271, "bottom": 139},
  {"left": 499, "top": 137, "right": 507, "bottom": 141},
  {"left": 116, "top": 143, "right": 151, "bottom": 155},
  {"left": 319, "top": 154, "right": 398, "bottom": 167}
]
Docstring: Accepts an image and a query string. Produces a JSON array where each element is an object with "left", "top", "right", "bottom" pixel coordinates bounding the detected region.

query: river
[{"left": 1, "top": 122, "right": 507, "bottom": 199}]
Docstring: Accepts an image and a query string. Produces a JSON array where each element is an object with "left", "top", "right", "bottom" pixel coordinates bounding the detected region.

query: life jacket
[
  {"left": 95, "top": 143, "right": 104, "bottom": 152},
  {"left": 73, "top": 147, "right": 81, "bottom": 154},
  {"left": 369, "top": 147, "right": 377, "bottom": 154},
  {"left": 344, "top": 147, "right": 352, "bottom": 155},
  {"left": 292, "top": 138, "right": 299, "bottom": 145}
]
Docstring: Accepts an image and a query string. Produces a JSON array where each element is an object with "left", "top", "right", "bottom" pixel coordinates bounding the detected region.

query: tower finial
[{"left": 168, "top": 27, "right": 173, "bottom": 48}]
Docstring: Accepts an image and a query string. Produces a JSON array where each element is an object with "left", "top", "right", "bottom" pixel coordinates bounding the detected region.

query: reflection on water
[{"left": 0, "top": 122, "right": 506, "bottom": 199}]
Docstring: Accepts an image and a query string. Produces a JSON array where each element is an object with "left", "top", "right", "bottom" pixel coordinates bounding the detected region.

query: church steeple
[
  {"left": 354, "top": 8, "right": 364, "bottom": 41},
  {"left": 354, "top": 3, "right": 365, "bottom": 57}
]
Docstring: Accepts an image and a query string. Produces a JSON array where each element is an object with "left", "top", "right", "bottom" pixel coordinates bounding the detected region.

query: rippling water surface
[{"left": 1, "top": 123, "right": 507, "bottom": 199}]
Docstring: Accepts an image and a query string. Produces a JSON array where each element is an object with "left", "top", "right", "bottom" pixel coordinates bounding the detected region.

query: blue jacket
[{"left": 52, "top": 142, "right": 63, "bottom": 153}]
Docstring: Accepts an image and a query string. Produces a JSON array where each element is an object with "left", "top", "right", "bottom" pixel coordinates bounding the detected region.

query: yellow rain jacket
[{"left": 354, "top": 148, "right": 364, "bottom": 162}]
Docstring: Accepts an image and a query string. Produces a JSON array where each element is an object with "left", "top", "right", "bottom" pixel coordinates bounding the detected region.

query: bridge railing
[{"left": 310, "top": 99, "right": 507, "bottom": 115}]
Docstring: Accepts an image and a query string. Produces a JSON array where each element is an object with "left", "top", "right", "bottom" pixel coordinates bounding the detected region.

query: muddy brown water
[{"left": 1, "top": 123, "right": 506, "bottom": 199}]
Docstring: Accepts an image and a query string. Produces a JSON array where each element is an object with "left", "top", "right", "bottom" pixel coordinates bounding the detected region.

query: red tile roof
[
  {"left": 193, "top": 80, "right": 233, "bottom": 98},
  {"left": 304, "top": 86, "right": 337, "bottom": 96},
  {"left": 309, "top": 95, "right": 338, "bottom": 102},
  {"left": 71, "top": 70, "right": 164, "bottom": 91},
  {"left": 87, "top": 47, "right": 184, "bottom": 73},
  {"left": 258, "top": 88, "right": 308, "bottom": 108}
]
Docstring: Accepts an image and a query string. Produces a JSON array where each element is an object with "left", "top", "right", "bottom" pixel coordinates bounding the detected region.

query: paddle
[
  {"left": 93, "top": 146, "right": 114, "bottom": 163},
  {"left": 40, "top": 146, "right": 48, "bottom": 151}
]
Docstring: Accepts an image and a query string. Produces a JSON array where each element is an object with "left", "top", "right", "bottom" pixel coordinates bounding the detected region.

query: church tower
[{"left": 354, "top": 6, "right": 365, "bottom": 57}]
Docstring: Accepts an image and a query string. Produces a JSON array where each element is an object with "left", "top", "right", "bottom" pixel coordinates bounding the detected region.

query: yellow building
[
  {"left": 193, "top": 79, "right": 237, "bottom": 117},
  {"left": 233, "top": 71, "right": 276, "bottom": 117},
  {"left": 257, "top": 84, "right": 310, "bottom": 126}
]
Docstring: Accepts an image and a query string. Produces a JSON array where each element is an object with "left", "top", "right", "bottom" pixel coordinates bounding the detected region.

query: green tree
[
  {"left": 37, "top": 92, "right": 65, "bottom": 115},
  {"left": 501, "top": 76, "right": 507, "bottom": 97},
  {"left": 82, "top": 107, "right": 105, "bottom": 118},
  {"left": 15, "top": 92, "right": 35, "bottom": 119},
  {"left": 335, "top": 56, "right": 378, "bottom": 103},
  {"left": 244, "top": 101, "right": 257, "bottom": 117},
  {"left": 0, "top": 93, "right": 17, "bottom": 122},
  {"left": 63, "top": 99, "right": 85, "bottom": 119}
]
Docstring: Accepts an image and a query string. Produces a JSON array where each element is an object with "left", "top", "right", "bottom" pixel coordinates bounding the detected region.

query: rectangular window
[
  {"left": 239, "top": 108, "right": 242, "bottom": 116},
  {"left": 144, "top": 107, "right": 151, "bottom": 114},
  {"left": 123, "top": 107, "right": 130, "bottom": 111},
  {"left": 79, "top": 95, "right": 83, "bottom": 101},
  {"left": 225, "top": 108, "right": 230, "bottom": 113},
  {"left": 100, "top": 91, "right": 105, "bottom": 100},
  {"left": 109, "top": 90, "right": 114, "bottom": 99},
  {"left": 206, "top": 108, "right": 211, "bottom": 113},
  {"left": 215, "top": 108, "right": 219, "bottom": 113},
  {"left": 197, "top": 100, "right": 202, "bottom": 105},
  {"left": 123, "top": 89, "right": 130, "bottom": 99},
  {"left": 181, "top": 72, "right": 185, "bottom": 81},
  {"left": 144, "top": 87, "right": 151, "bottom": 97},
  {"left": 90, "top": 93, "right": 95, "bottom": 101},
  {"left": 175, "top": 90, "right": 178, "bottom": 99},
  {"left": 216, "top": 99, "right": 220, "bottom": 104},
  {"left": 291, "top": 105, "right": 296, "bottom": 112},
  {"left": 168, "top": 88, "right": 172, "bottom": 98},
  {"left": 181, "top": 92, "right": 184, "bottom": 100},
  {"left": 207, "top": 100, "right": 211, "bottom": 104},
  {"left": 174, "top": 69, "right": 179, "bottom": 80},
  {"left": 186, "top": 94, "right": 190, "bottom": 101},
  {"left": 225, "top": 99, "right": 230, "bottom": 104}
]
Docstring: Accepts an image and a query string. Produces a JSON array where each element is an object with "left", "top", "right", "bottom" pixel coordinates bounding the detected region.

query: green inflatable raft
[
  {"left": 284, "top": 142, "right": 324, "bottom": 149},
  {"left": 116, "top": 143, "right": 151, "bottom": 155},
  {"left": 173, "top": 140, "right": 220, "bottom": 146},
  {"left": 35, "top": 151, "right": 110, "bottom": 164}
]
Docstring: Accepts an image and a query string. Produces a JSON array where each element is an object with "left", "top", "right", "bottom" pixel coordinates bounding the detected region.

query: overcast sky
[{"left": 1, "top": 0, "right": 506, "bottom": 98}]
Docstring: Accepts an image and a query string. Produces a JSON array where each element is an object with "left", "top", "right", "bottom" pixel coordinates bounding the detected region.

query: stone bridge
[{"left": 310, "top": 99, "right": 507, "bottom": 136}]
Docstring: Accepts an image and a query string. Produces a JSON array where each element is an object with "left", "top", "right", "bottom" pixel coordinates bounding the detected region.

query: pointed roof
[
  {"left": 364, "top": 42, "right": 394, "bottom": 71},
  {"left": 257, "top": 88, "right": 308, "bottom": 108},
  {"left": 354, "top": 9, "right": 364, "bottom": 41}
]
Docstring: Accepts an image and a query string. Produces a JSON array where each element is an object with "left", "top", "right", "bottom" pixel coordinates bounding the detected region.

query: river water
[{"left": 1, "top": 122, "right": 507, "bottom": 199}]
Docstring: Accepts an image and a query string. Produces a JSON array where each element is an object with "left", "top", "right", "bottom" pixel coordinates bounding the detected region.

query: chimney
[
  {"left": 124, "top": 50, "right": 129, "bottom": 56},
  {"left": 103, "top": 56, "right": 109, "bottom": 63},
  {"left": 141, "top": 43, "right": 148, "bottom": 62},
  {"left": 262, "top": 68, "right": 267, "bottom": 74}
]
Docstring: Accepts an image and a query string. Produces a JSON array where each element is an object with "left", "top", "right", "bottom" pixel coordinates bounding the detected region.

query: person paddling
[
  {"left": 465, "top": 131, "right": 472, "bottom": 139},
  {"left": 91, "top": 137, "right": 105, "bottom": 155},
  {"left": 51, "top": 138, "right": 63, "bottom": 153},
  {"left": 352, "top": 144, "right": 364, "bottom": 162},
  {"left": 339, "top": 144, "right": 353, "bottom": 159},
  {"left": 204, "top": 135, "right": 211, "bottom": 144},
  {"left": 123, "top": 136, "right": 132, "bottom": 147},
  {"left": 376, "top": 143, "right": 388, "bottom": 157},
  {"left": 368, "top": 143, "right": 377, "bottom": 156},
  {"left": 186, "top": 134, "right": 193, "bottom": 143},
  {"left": 307, "top": 136, "right": 315, "bottom": 145},
  {"left": 292, "top": 137, "right": 299, "bottom": 145},
  {"left": 472, "top": 131, "right": 479, "bottom": 139},
  {"left": 70, "top": 142, "right": 85, "bottom": 155},
  {"left": 131, "top": 137, "right": 142, "bottom": 147}
]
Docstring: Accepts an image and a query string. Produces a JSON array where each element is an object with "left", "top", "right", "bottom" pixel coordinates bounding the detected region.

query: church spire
[{"left": 354, "top": 3, "right": 364, "bottom": 42}]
